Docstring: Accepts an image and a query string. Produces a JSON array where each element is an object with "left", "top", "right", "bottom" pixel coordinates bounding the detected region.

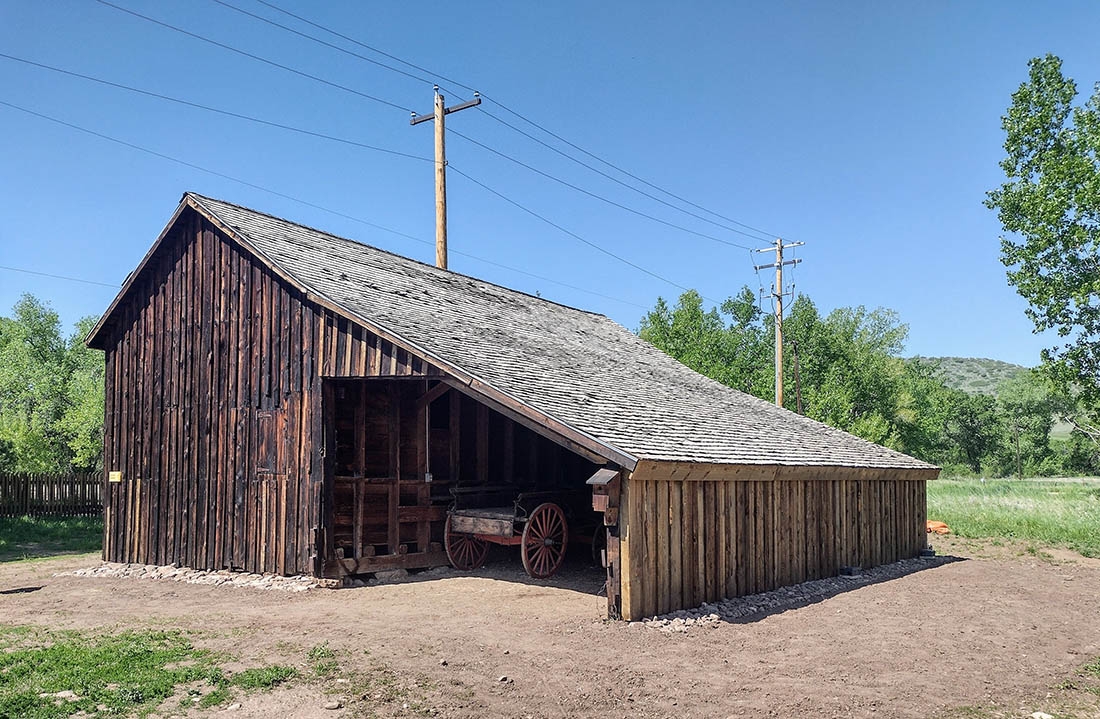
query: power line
[
  {"left": 0, "top": 264, "right": 119, "bottom": 288},
  {"left": 480, "top": 94, "right": 786, "bottom": 240},
  {"left": 451, "top": 128, "right": 755, "bottom": 251},
  {"left": 208, "top": 0, "right": 438, "bottom": 89},
  {"left": 253, "top": 0, "right": 479, "bottom": 97},
  {"left": 450, "top": 165, "right": 712, "bottom": 301},
  {"left": 0, "top": 53, "right": 713, "bottom": 303},
  {"left": 0, "top": 98, "right": 411, "bottom": 239},
  {"left": 0, "top": 100, "right": 647, "bottom": 310},
  {"left": 92, "top": 0, "right": 413, "bottom": 113},
  {"left": 0, "top": 52, "right": 431, "bottom": 163},
  {"left": 210, "top": 0, "right": 783, "bottom": 245},
  {"left": 475, "top": 105, "right": 771, "bottom": 242},
  {"left": 77, "top": 2, "right": 743, "bottom": 304}
]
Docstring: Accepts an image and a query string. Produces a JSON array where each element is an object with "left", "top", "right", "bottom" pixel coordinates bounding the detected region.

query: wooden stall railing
[{"left": 0, "top": 473, "right": 103, "bottom": 518}]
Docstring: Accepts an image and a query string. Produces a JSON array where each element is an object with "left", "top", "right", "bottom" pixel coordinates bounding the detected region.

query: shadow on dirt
[
  {"left": 715, "top": 555, "right": 968, "bottom": 625},
  {"left": 344, "top": 545, "right": 968, "bottom": 623},
  {"left": 348, "top": 544, "right": 608, "bottom": 596},
  {"left": 0, "top": 585, "right": 43, "bottom": 595}
]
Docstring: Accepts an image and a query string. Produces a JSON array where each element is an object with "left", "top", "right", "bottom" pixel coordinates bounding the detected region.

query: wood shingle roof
[{"left": 100, "top": 192, "right": 938, "bottom": 473}]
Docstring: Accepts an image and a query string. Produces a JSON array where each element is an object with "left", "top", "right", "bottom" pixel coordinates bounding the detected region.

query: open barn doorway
[{"left": 320, "top": 378, "right": 612, "bottom": 586}]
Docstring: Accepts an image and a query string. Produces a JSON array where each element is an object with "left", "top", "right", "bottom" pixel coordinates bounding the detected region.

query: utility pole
[
  {"left": 411, "top": 86, "right": 481, "bottom": 270},
  {"left": 755, "top": 239, "right": 803, "bottom": 407}
]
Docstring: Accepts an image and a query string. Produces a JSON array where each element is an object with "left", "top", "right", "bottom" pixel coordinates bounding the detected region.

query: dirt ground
[{"left": 3, "top": 536, "right": 1100, "bottom": 719}]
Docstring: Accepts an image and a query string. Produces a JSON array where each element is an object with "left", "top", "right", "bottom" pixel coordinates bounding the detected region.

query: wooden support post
[
  {"left": 448, "top": 393, "right": 460, "bottom": 484},
  {"left": 476, "top": 403, "right": 489, "bottom": 484}
]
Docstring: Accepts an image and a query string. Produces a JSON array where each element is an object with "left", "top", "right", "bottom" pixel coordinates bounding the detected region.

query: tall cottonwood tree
[{"left": 986, "top": 55, "right": 1100, "bottom": 431}]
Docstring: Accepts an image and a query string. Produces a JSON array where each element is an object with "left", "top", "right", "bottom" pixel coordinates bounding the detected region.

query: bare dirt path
[{"left": 3, "top": 537, "right": 1099, "bottom": 718}]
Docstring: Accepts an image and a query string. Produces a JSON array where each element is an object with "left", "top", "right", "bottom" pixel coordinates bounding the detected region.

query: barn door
[{"left": 253, "top": 408, "right": 286, "bottom": 574}]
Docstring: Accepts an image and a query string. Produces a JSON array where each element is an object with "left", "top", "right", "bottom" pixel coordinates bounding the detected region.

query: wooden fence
[{"left": 0, "top": 473, "right": 103, "bottom": 518}]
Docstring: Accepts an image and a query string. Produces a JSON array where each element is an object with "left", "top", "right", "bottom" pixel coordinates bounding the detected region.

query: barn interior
[{"left": 322, "top": 378, "right": 607, "bottom": 578}]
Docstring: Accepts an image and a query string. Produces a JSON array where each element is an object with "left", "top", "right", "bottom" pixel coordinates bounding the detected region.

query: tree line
[{"left": 638, "top": 288, "right": 1099, "bottom": 478}]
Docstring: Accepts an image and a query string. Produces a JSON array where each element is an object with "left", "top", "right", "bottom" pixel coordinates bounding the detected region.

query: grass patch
[
  {"left": 0, "top": 515, "right": 102, "bottom": 562},
  {"left": 928, "top": 479, "right": 1100, "bottom": 557},
  {"left": 0, "top": 625, "right": 223, "bottom": 718},
  {"left": 303, "top": 643, "right": 437, "bottom": 718},
  {"left": 307, "top": 642, "right": 340, "bottom": 678},
  {"left": 229, "top": 665, "right": 297, "bottom": 690},
  {"left": 0, "top": 624, "right": 298, "bottom": 717}
]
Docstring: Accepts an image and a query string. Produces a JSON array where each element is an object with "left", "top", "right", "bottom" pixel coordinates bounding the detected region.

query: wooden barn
[{"left": 87, "top": 193, "right": 939, "bottom": 620}]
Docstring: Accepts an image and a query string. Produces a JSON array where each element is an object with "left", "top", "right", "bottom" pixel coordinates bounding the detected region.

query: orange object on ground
[{"left": 926, "top": 520, "right": 951, "bottom": 535}]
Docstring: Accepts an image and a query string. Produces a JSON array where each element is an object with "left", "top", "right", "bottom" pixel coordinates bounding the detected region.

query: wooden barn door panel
[
  {"left": 253, "top": 409, "right": 286, "bottom": 574},
  {"left": 325, "top": 379, "right": 446, "bottom": 577}
]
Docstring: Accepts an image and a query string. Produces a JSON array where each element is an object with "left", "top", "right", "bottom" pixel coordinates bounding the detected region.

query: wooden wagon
[{"left": 444, "top": 485, "right": 601, "bottom": 578}]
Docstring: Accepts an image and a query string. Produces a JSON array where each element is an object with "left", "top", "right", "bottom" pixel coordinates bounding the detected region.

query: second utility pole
[
  {"left": 411, "top": 86, "right": 481, "bottom": 269},
  {"left": 755, "top": 238, "right": 803, "bottom": 406}
]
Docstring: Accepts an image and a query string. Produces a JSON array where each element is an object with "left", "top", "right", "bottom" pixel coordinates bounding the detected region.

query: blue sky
[{"left": 2, "top": 1, "right": 1098, "bottom": 366}]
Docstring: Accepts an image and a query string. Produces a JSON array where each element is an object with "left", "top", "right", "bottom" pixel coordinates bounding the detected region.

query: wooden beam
[
  {"left": 630, "top": 460, "right": 941, "bottom": 484},
  {"left": 331, "top": 549, "right": 450, "bottom": 576},
  {"left": 440, "top": 378, "right": 617, "bottom": 468},
  {"left": 416, "top": 380, "right": 451, "bottom": 408}
]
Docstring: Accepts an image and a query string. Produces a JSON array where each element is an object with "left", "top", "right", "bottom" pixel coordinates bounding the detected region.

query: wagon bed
[{"left": 444, "top": 487, "right": 594, "bottom": 578}]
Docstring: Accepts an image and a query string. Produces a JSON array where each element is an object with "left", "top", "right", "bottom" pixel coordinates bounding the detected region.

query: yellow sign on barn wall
[{"left": 108, "top": 471, "right": 123, "bottom": 483}]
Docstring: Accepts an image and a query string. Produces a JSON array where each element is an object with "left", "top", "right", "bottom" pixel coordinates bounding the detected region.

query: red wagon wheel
[
  {"left": 444, "top": 515, "right": 489, "bottom": 570},
  {"left": 521, "top": 503, "right": 568, "bottom": 578}
]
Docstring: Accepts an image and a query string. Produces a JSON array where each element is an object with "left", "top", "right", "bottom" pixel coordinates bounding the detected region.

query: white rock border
[{"left": 61, "top": 562, "right": 340, "bottom": 592}]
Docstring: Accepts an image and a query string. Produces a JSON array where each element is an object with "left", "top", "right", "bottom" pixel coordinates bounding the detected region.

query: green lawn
[
  {"left": 0, "top": 625, "right": 296, "bottom": 718},
  {"left": 0, "top": 515, "right": 102, "bottom": 562},
  {"left": 927, "top": 479, "right": 1100, "bottom": 557}
]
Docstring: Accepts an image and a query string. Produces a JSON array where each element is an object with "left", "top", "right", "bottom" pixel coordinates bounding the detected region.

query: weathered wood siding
[
  {"left": 99, "top": 208, "right": 440, "bottom": 575},
  {"left": 618, "top": 462, "right": 932, "bottom": 621}
]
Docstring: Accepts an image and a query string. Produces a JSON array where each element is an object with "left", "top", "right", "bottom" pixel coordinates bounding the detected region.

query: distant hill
[{"left": 911, "top": 356, "right": 1029, "bottom": 396}]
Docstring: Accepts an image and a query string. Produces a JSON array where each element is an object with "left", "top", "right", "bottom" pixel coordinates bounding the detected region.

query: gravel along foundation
[
  {"left": 636, "top": 554, "right": 955, "bottom": 632},
  {"left": 62, "top": 562, "right": 338, "bottom": 592}
]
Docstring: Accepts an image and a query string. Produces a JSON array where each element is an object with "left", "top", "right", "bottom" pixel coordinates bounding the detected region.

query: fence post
[{"left": 22, "top": 474, "right": 30, "bottom": 516}]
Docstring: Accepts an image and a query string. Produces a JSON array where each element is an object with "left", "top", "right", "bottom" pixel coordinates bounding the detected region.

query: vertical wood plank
[
  {"left": 693, "top": 481, "right": 705, "bottom": 607},
  {"left": 668, "top": 480, "right": 683, "bottom": 612},
  {"left": 619, "top": 475, "right": 639, "bottom": 621},
  {"left": 716, "top": 480, "right": 728, "bottom": 599},
  {"left": 641, "top": 480, "right": 657, "bottom": 618},
  {"left": 703, "top": 481, "right": 716, "bottom": 602},
  {"left": 656, "top": 480, "right": 670, "bottom": 615}
]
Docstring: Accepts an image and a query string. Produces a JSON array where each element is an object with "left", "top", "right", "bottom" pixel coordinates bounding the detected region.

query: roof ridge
[{"left": 183, "top": 191, "right": 608, "bottom": 319}]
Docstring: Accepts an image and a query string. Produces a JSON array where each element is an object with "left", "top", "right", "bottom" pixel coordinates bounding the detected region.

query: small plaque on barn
[{"left": 108, "top": 471, "right": 123, "bottom": 483}]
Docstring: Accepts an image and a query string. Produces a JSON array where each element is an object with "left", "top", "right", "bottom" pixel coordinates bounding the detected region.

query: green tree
[
  {"left": 640, "top": 290, "right": 949, "bottom": 454},
  {"left": 986, "top": 54, "right": 1100, "bottom": 411},
  {"left": 995, "top": 370, "right": 1061, "bottom": 476},
  {"left": 783, "top": 300, "right": 909, "bottom": 448},
  {"left": 638, "top": 287, "right": 771, "bottom": 396},
  {"left": 0, "top": 295, "right": 68, "bottom": 472},
  {"left": 894, "top": 358, "right": 959, "bottom": 465},
  {"left": 945, "top": 393, "right": 1003, "bottom": 475},
  {"left": 0, "top": 295, "right": 103, "bottom": 473},
  {"left": 57, "top": 316, "right": 105, "bottom": 472}
]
